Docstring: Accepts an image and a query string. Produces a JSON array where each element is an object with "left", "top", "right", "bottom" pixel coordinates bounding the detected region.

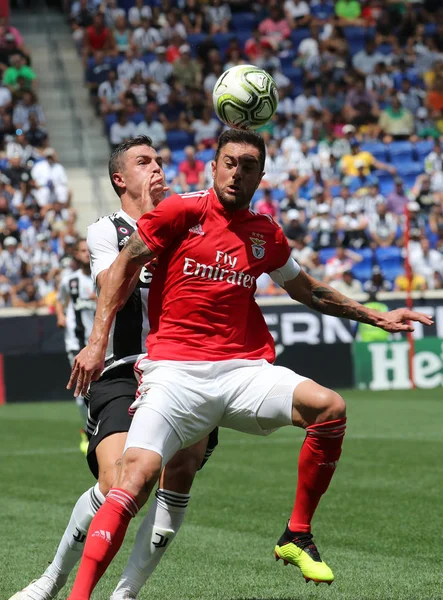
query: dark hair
[
  {"left": 75, "top": 237, "right": 87, "bottom": 251},
  {"left": 108, "top": 135, "right": 153, "bottom": 196},
  {"left": 214, "top": 129, "right": 266, "bottom": 171}
]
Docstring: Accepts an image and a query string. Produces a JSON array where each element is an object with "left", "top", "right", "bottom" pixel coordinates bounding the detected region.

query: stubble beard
[{"left": 214, "top": 181, "right": 250, "bottom": 211}]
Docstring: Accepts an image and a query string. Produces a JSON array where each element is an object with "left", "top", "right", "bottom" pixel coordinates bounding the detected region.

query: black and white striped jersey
[
  {"left": 87, "top": 209, "right": 152, "bottom": 371},
  {"left": 58, "top": 269, "right": 96, "bottom": 353}
]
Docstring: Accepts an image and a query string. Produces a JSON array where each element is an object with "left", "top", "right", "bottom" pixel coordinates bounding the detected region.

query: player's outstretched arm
[
  {"left": 284, "top": 269, "right": 434, "bottom": 331},
  {"left": 67, "top": 231, "right": 155, "bottom": 396}
]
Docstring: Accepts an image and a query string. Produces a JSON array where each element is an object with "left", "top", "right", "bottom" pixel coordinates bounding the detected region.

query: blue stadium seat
[
  {"left": 141, "top": 53, "right": 156, "bottom": 65},
  {"left": 280, "top": 50, "right": 297, "bottom": 69},
  {"left": 130, "top": 112, "right": 144, "bottom": 125},
  {"left": 171, "top": 149, "right": 186, "bottom": 165},
  {"left": 360, "top": 141, "right": 388, "bottom": 161},
  {"left": 319, "top": 248, "right": 336, "bottom": 264},
  {"left": 167, "top": 130, "right": 194, "bottom": 151},
  {"left": 231, "top": 12, "right": 257, "bottom": 32},
  {"left": 383, "top": 266, "right": 404, "bottom": 284},
  {"left": 212, "top": 33, "right": 235, "bottom": 55},
  {"left": 396, "top": 162, "right": 423, "bottom": 177},
  {"left": 344, "top": 26, "right": 375, "bottom": 40},
  {"left": 290, "top": 28, "right": 309, "bottom": 49},
  {"left": 281, "top": 66, "right": 303, "bottom": 84},
  {"left": 348, "top": 39, "right": 365, "bottom": 54},
  {"left": 378, "top": 43, "right": 393, "bottom": 55},
  {"left": 352, "top": 263, "right": 373, "bottom": 284},
  {"left": 375, "top": 247, "right": 404, "bottom": 282},
  {"left": 388, "top": 141, "right": 414, "bottom": 162},
  {"left": 105, "top": 113, "right": 117, "bottom": 133},
  {"left": 414, "top": 140, "right": 435, "bottom": 160},
  {"left": 196, "top": 149, "right": 215, "bottom": 163},
  {"left": 402, "top": 174, "right": 417, "bottom": 190},
  {"left": 236, "top": 31, "right": 252, "bottom": 49},
  {"left": 187, "top": 33, "right": 206, "bottom": 50}
]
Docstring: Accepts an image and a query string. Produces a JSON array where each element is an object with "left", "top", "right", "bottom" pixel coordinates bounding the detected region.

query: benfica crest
[{"left": 250, "top": 237, "right": 266, "bottom": 259}]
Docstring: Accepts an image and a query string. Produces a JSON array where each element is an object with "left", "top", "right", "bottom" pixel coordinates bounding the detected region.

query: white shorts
[{"left": 124, "top": 358, "right": 308, "bottom": 463}]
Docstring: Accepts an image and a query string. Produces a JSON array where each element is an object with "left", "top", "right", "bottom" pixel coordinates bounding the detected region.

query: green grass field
[{"left": 1, "top": 389, "right": 442, "bottom": 600}]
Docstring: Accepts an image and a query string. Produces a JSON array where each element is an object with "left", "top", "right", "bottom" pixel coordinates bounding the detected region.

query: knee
[
  {"left": 118, "top": 450, "right": 162, "bottom": 500},
  {"left": 315, "top": 389, "right": 346, "bottom": 424}
]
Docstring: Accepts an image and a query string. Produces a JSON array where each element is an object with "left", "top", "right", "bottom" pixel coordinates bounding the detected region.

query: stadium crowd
[
  {"left": 0, "top": 15, "right": 79, "bottom": 309},
  {"left": 68, "top": 0, "right": 443, "bottom": 296},
  {"left": 2, "top": 1, "right": 443, "bottom": 306}
]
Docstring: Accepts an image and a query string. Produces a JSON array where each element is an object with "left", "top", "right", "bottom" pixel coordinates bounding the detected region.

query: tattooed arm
[
  {"left": 284, "top": 269, "right": 433, "bottom": 332},
  {"left": 67, "top": 231, "right": 155, "bottom": 395}
]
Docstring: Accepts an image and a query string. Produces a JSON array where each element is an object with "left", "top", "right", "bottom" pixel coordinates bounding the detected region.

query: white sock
[
  {"left": 111, "top": 488, "right": 190, "bottom": 599},
  {"left": 44, "top": 483, "right": 105, "bottom": 585}
]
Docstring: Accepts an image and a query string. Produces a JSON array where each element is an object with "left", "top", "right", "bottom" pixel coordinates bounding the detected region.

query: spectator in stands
[
  {"left": 305, "top": 250, "right": 325, "bottom": 280},
  {"left": 409, "top": 237, "right": 443, "bottom": 289},
  {"left": 368, "top": 201, "right": 398, "bottom": 248},
  {"left": 6, "top": 129, "right": 38, "bottom": 166},
  {"left": 0, "top": 80, "right": 12, "bottom": 110},
  {"left": 23, "top": 112, "right": 48, "bottom": 148},
  {"left": 335, "top": 0, "right": 362, "bottom": 25},
  {"left": 364, "top": 266, "right": 393, "bottom": 294},
  {"left": 86, "top": 50, "right": 112, "bottom": 99},
  {"left": 112, "top": 14, "right": 132, "bottom": 55},
  {"left": 293, "top": 84, "right": 322, "bottom": 118},
  {"left": 330, "top": 269, "right": 363, "bottom": 298},
  {"left": 283, "top": 210, "right": 307, "bottom": 248},
  {"left": 394, "top": 270, "right": 427, "bottom": 291},
  {"left": 311, "top": 0, "right": 334, "bottom": 24},
  {"left": 424, "top": 140, "right": 442, "bottom": 173},
  {"left": 379, "top": 94, "right": 415, "bottom": 141},
  {"left": 182, "top": 0, "right": 204, "bottom": 35},
  {"left": 102, "top": 0, "right": 125, "bottom": 28},
  {"left": 109, "top": 110, "right": 136, "bottom": 150},
  {"left": 159, "top": 87, "right": 187, "bottom": 131},
  {"left": 424, "top": 59, "right": 443, "bottom": 112},
  {"left": 353, "top": 39, "right": 386, "bottom": 77},
  {"left": 348, "top": 160, "right": 378, "bottom": 194},
  {"left": 262, "top": 141, "right": 288, "bottom": 188},
  {"left": 413, "top": 106, "right": 439, "bottom": 138},
  {"left": 158, "top": 147, "right": 180, "bottom": 189},
  {"left": 12, "top": 90, "right": 45, "bottom": 129},
  {"left": 161, "top": 10, "right": 187, "bottom": 43},
  {"left": 386, "top": 176, "right": 408, "bottom": 216},
  {"left": 31, "top": 148, "right": 69, "bottom": 209},
  {"left": 128, "top": 0, "right": 152, "bottom": 29},
  {"left": 117, "top": 48, "right": 146, "bottom": 85},
  {"left": 0, "top": 235, "right": 27, "bottom": 284},
  {"left": 147, "top": 46, "right": 173, "bottom": 85},
  {"left": 338, "top": 202, "right": 369, "bottom": 249},
  {"left": 258, "top": 7, "right": 291, "bottom": 50},
  {"left": 178, "top": 146, "right": 205, "bottom": 192},
  {"left": 132, "top": 15, "right": 161, "bottom": 54},
  {"left": 172, "top": 44, "right": 202, "bottom": 90},
  {"left": 135, "top": 104, "right": 166, "bottom": 149},
  {"left": 3, "top": 155, "right": 30, "bottom": 196},
  {"left": 11, "top": 278, "right": 43, "bottom": 308},
  {"left": 308, "top": 204, "right": 338, "bottom": 250},
  {"left": 255, "top": 189, "right": 280, "bottom": 221},
  {"left": 206, "top": 0, "right": 231, "bottom": 35},
  {"left": 341, "top": 139, "right": 396, "bottom": 177},
  {"left": 324, "top": 245, "right": 363, "bottom": 283},
  {"left": 410, "top": 173, "right": 440, "bottom": 213},
  {"left": 366, "top": 61, "right": 393, "bottom": 103},
  {"left": 284, "top": 0, "right": 311, "bottom": 28},
  {"left": 343, "top": 77, "right": 379, "bottom": 130},
  {"left": 191, "top": 107, "right": 220, "bottom": 150},
  {"left": 0, "top": 281, "right": 12, "bottom": 307},
  {"left": 29, "top": 233, "right": 59, "bottom": 276},
  {"left": 83, "top": 12, "right": 114, "bottom": 59},
  {"left": 3, "top": 54, "right": 36, "bottom": 90},
  {"left": 398, "top": 78, "right": 423, "bottom": 116},
  {"left": 98, "top": 69, "right": 123, "bottom": 115}
]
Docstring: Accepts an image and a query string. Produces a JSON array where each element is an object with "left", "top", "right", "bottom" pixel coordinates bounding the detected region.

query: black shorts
[{"left": 85, "top": 363, "right": 219, "bottom": 479}]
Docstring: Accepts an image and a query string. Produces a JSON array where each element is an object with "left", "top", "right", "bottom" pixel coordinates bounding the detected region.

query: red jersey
[{"left": 137, "top": 188, "right": 292, "bottom": 362}]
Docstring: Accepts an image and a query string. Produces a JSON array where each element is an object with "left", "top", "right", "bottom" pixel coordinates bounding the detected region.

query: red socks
[
  {"left": 289, "top": 418, "right": 346, "bottom": 534},
  {"left": 68, "top": 489, "right": 139, "bottom": 600}
]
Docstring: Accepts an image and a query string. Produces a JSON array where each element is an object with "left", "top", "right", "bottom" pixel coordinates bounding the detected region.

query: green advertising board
[{"left": 353, "top": 337, "right": 443, "bottom": 390}]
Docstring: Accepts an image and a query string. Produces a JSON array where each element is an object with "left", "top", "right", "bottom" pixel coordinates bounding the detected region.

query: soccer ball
[{"left": 212, "top": 65, "right": 279, "bottom": 130}]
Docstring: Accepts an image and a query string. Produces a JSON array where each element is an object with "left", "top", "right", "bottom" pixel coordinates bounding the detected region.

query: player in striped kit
[
  {"left": 56, "top": 238, "right": 96, "bottom": 450},
  {"left": 9, "top": 136, "right": 218, "bottom": 600}
]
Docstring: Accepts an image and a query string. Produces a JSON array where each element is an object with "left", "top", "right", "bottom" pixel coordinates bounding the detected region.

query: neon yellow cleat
[
  {"left": 80, "top": 428, "right": 89, "bottom": 456},
  {"left": 274, "top": 524, "right": 334, "bottom": 585}
]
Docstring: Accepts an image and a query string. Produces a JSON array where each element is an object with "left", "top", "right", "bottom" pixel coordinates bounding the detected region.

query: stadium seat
[
  {"left": 378, "top": 43, "right": 393, "bottom": 55},
  {"left": 344, "top": 26, "right": 375, "bottom": 40},
  {"left": 129, "top": 112, "right": 144, "bottom": 125},
  {"left": 281, "top": 66, "right": 303, "bottom": 84},
  {"left": 352, "top": 263, "right": 373, "bottom": 284},
  {"left": 348, "top": 39, "right": 366, "bottom": 54},
  {"left": 105, "top": 113, "right": 117, "bottom": 133},
  {"left": 187, "top": 33, "right": 206, "bottom": 50},
  {"left": 375, "top": 247, "right": 404, "bottom": 282},
  {"left": 360, "top": 141, "right": 388, "bottom": 161},
  {"left": 383, "top": 265, "right": 404, "bottom": 284},
  {"left": 196, "top": 149, "right": 215, "bottom": 163},
  {"left": 171, "top": 149, "right": 186, "bottom": 165},
  {"left": 319, "top": 248, "right": 336, "bottom": 264},
  {"left": 167, "top": 130, "right": 194, "bottom": 151},
  {"left": 396, "top": 161, "right": 423, "bottom": 177},
  {"left": 414, "top": 140, "right": 435, "bottom": 160},
  {"left": 231, "top": 12, "right": 257, "bottom": 32},
  {"left": 141, "top": 53, "right": 156, "bottom": 65},
  {"left": 290, "top": 28, "right": 309, "bottom": 49},
  {"left": 388, "top": 141, "right": 414, "bottom": 162}
]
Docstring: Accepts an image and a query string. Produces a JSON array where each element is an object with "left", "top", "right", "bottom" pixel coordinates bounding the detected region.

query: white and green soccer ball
[{"left": 212, "top": 64, "right": 279, "bottom": 130}]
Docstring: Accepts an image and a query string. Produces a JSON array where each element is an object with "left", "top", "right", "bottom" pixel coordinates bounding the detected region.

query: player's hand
[
  {"left": 377, "top": 309, "right": 434, "bottom": 333},
  {"left": 141, "top": 172, "right": 169, "bottom": 214},
  {"left": 57, "top": 315, "right": 66, "bottom": 328},
  {"left": 67, "top": 344, "right": 105, "bottom": 397}
]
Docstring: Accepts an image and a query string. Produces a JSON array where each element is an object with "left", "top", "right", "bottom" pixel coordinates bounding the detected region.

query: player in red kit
[{"left": 67, "top": 129, "right": 433, "bottom": 599}]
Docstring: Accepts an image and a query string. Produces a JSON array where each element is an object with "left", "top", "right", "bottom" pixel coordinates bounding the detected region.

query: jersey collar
[{"left": 118, "top": 209, "right": 137, "bottom": 229}]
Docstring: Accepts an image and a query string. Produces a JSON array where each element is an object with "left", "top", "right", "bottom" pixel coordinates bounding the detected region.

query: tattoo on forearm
[
  {"left": 311, "top": 283, "right": 378, "bottom": 325},
  {"left": 125, "top": 231, "right": 153, "bottom": 264}
]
